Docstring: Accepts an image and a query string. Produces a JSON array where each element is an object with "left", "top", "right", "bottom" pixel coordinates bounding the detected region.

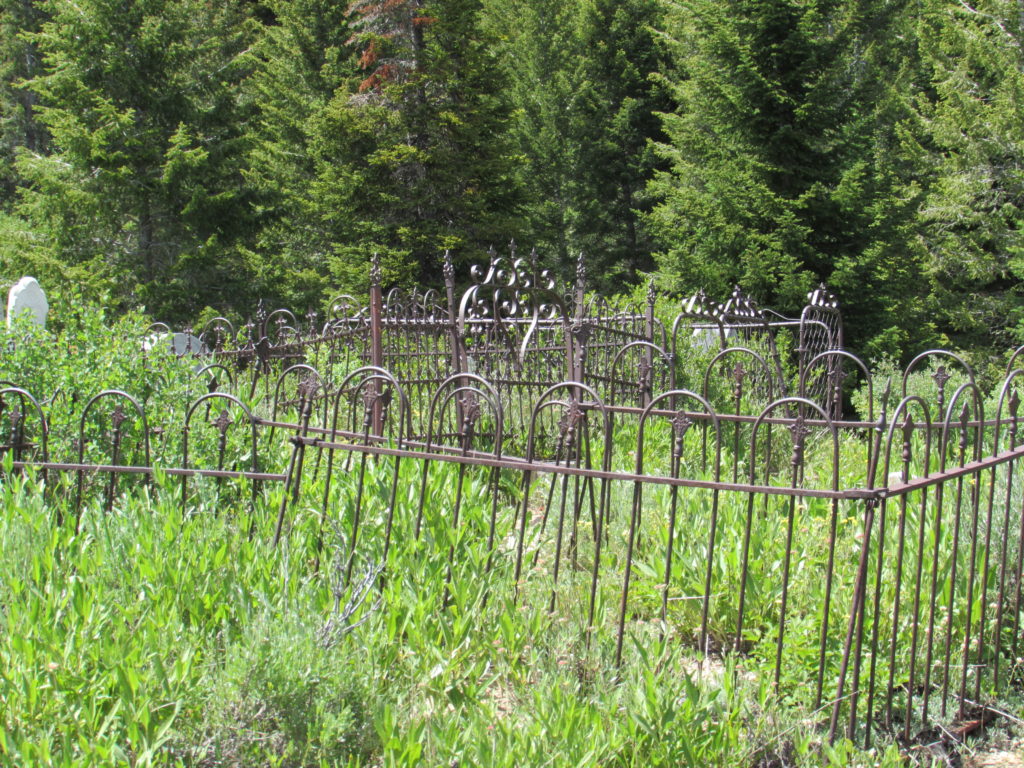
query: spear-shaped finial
[
  {"left": 370, "top": 252, "right": 381, "bottom": 288},
  {"left": 442, "top": 249, "right": 455, "bottom": 284}
]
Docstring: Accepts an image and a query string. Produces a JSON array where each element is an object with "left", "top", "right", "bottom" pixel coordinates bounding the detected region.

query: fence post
[
  {"left": 443, "top": 250, "right": 466, "bottom": 428},
  {"left": 369, "top": 253, "right": 384, "bottom": 436},
  {"left": 444, "top": 250, "right": 463, "bottom": 377},
  {"left": 829, "top": 399, "right": 886, "bottom": 745},
  {"left": 569, "top": 253, "right": 587, "bottom": 383},
  {"left": 574, "top": 252, "right": 586, "bottom": 323},
  {"left": 643, "top": 277, "right": 656, "bottom": 408}
]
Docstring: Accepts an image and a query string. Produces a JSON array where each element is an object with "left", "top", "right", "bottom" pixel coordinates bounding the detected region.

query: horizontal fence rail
[
  {"left": 3, "top": 355, "right": 1024, "bottom": 748},
  {"left": 5, "top": 253, "right": 1024, "bottom": 750}
]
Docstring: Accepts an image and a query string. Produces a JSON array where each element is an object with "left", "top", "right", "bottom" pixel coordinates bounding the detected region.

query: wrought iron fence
[
  {"left": 175, "top": 246, "right": 845, "bottom": 437},
  {"left": 3, "top": 251, "right": 1024, "bottom": 751}
]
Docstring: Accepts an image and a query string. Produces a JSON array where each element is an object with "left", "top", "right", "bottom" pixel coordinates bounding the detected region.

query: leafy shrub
[{"left": 180, "top": 611, "right": 378, "bottom": 767}]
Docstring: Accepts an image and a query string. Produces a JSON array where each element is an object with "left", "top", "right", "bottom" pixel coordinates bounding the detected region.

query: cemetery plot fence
[
  {"left": 183, "top": 246, "right": 846, "bottom": 437},
  {"left": 4, "top": 346, "right": 1024, "bottom": 749},
  {"left": 3, "top": 252, "right": 1024, "bottom": 749}
]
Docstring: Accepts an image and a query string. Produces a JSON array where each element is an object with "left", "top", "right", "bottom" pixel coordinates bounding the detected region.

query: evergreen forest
[{"left": 2, "top": 0, "right": 1024, "bottom": 363}]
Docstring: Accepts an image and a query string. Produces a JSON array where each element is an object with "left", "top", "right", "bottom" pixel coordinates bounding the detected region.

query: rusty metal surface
[{"left": 6, "top": 252, "right": 1024, "bottom": 748}]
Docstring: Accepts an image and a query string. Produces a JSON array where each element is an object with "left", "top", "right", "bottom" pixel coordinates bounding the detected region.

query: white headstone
[
  {"left": 142, "top": 333, "right": 169, "bottom": 353},
  {"left": 170, "top": 332, "right": 207, "bottom": 357},
  {"left": 691, "top": 325, "right": 734, "bottom": 351},
  {"left": 142, "top": 332, "right": 208, "bottom": 357},
  {"left": 6, "top": 277, "right": 48, "bottom": 329}
]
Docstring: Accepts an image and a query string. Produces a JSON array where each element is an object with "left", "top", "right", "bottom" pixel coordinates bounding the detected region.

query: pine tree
[
  {"left": 0, "top": 0, "right": 47, "bottom": 206},
  {"left": 327, "top": 0, "right": 523, "bottom": 285},
  {"left": 243, "top": 0, "right": 364, "bottom": 307},
  {"left": 573, "top": 0, "right": 670, "bottom": 286},
  {"left": 6, "top": 0, "right": 257, "bottom": 318},
  {"left": 481, "top": 0, "right": 588, "bottom": 273},
  {"left": 481, "top": 0, "right": 668, "bottom": 287},
  {"left": 912, "top": 0, "right": 1024, "bottom": 352},
  {"left": 647, "top": 0, "right": 934, "bottom": 358}
]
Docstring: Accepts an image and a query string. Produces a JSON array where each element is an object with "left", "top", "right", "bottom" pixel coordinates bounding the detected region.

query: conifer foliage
[
  {"left": 0, "top": 0, "right": 1021, "bottom": 359},
  {"left": 8, "top": 0, "right": 258, "bottom": 318},
  {"left": 646, "top": 0, "right": 936, "bottom": 356},
  {"left": 913, "top": 0, "right": 1024, "bottom": 350},
  {"left": 574, "top": 0, "right": 670, "bottom": 285},
  {"left": 248, "top": 0, "right": 522, "bottom": 297},
  {"left": 0, "top": 0, "right": 47, "bottom": 205}
]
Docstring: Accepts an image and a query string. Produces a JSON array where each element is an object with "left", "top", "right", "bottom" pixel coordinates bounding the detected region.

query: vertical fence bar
[
  {"left": 993, "top": 385, "right": 1020, "bottom": 688},
  {"left": 841, "top": 410, "right": 884, "bottom": 743},
  {"left": 369, "top": 254, "right": 384, "bottom": 437},
  {"left": 643, "top": 279, "right": 656, "bottom": 409}
]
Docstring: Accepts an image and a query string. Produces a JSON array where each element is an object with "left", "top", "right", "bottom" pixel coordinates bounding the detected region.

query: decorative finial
[
  {"left": 110, "top": 403, "right": 127, "bottom": 431},
  {"left": 901, "top": 413, "right": 915, "bottom": 465},
  {"left": 370, "top": 252, "right": 382, "bottom": 288},
  {"left": 370, "top": 252, "right": 381, "bottom": 288},
  {"left": 575, "top": 252, "right": 586, "bottom": 289},
  {"left": 213, "top": 409, "right": 233, "bottom": 436},
  {"left": 684, "top": 288, "right": 712, "bottom": 316},
  {"left": 959, "top": 402, "right": 971, "bottom": 453},
  {"left": 789, "top": 414, "right": 810, "bottom": 469},
  {"left": 443, "top": 250, "right": 454, "bottom": 284},
  {"left": 1009, "top": 389, "right": 1020, "bottom": 444},
  {"left": 647, "top": 276, "right": 656, "bottom": 306},
  {"left": 808, "top": 283, "right": 838, "bottom": 309},
  {"left": 880, "top": 377, "right": 893, "bottom": 418}
]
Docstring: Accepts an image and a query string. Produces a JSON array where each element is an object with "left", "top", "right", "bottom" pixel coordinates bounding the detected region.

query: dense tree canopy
[
  {"left": 3, "top": 0, "right": 258, "bottom": 318},
  {"left": 646, "top": 0, "right": 935, "bottom": 357},
  {"left": 0, "top": 0, "right": 1021, "bottom": 361},
  {"left": 913, "top": 0, "right": 1024, "bottom": 352}
]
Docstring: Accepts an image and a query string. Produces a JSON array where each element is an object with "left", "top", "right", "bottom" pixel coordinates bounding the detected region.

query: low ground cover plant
[{"left": 2, "top": 301, "right": 1022, "bottom": 766}]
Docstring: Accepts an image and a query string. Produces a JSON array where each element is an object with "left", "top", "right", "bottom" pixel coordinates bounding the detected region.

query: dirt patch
[
  {"left": 679, "top": 653, "right": 728, "bottom": 684},
  {"left": 749, "top": 741, "right": 796, "bottom": 768},
  {"left": 964, "top": 746, "right": 1024, "bottom": 768}
]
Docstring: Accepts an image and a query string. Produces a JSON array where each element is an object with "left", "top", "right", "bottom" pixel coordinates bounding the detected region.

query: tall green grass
[
  {"left": 3, "top": 301, "right": 1020, "bottom": 766},
  {"left": 0, "top": 455, "right": 919, "bottom": 767}
]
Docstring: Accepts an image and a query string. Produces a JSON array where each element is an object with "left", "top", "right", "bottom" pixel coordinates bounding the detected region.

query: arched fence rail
[
  {"left": 4, "top": 254, "right": 1024, "bottom": 749},
  {"left": 4, "top": 349, "right": 1024, "bottom": 748}
]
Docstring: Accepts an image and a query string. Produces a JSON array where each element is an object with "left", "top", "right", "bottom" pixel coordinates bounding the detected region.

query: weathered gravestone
[
  {"left": 6, "top": 277, "right": 48, "bottom": 329},
  {"left": 142, "top": 332, "right": 208, "bottom": 357},
  {"left": 691, "top": 325, "right": 734, "bottom": 351}
]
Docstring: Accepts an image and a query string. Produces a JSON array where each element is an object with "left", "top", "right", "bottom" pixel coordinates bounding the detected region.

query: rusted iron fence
[
  {"left": 182, "top": 246, "right": 845, "bottom": 435},
  {"left": 3, "top": 250, "right": 1023, "bottom": 749}
]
